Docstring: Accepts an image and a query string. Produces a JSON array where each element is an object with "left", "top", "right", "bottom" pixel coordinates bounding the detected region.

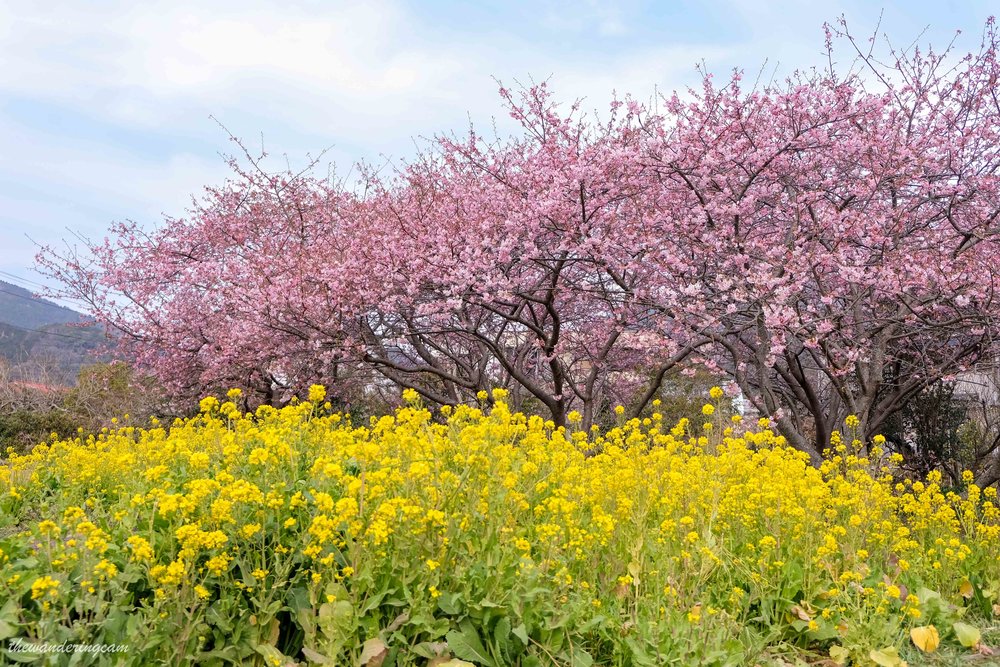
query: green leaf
[
  {"left": 0, "top": 619, "right": 16, "bottom": 641},
  {"left": 810, "top": 624, "right": 840, "bottom": 641},
  {"left": 285, "top": 586, "right": 311, "bottom": 613},
  {"left": 207, "top": 605, "right": 234, "bottom": 633},
  {"left": 0, "top": 598, "right": 18, "bottom": 619},
  {"left": 411, "top": 641, "right": 449, "bottom": 659},
  {"left": 15, "top": 557, "right": 39, "bottom": 570},
  {"left": 237, "top": 559, "right": 257, "bottom": 587},
  {"left": 570, "top": 648, "right": 594, "bottom": 667},
  {"left": 426, "top": 618, "right": 452, "bottom": 639},
  {"left": 953, "top": 621, "right": 981, "bottom": 648},
  {"left": 317, "top": 599, "right": 355, "bottom": 654},
  {"left": 623, "top": 637, "right": 657, "bottom": 667},
  {"left": 512, "top": 623, "right": 529, "bottom": 647},
  {"left": 360, "top": 581, "right": 394, "bottom": 613},
  {"left": 492, "top": 616, "right": 512, "bottom": 660},
  {"left": 916, "top": 587, "right": 941, "bottom": 601},
  {"left": 446, "top": 624, "right": 495, "bottom": 667},
  {"left": 869, "top": 647, "right": 904, "bottom": 666},
  {"left": 318, "top": 600, "right": 354, "bottom": 633},
  {"left": 437, "top": 592, "right": 463, "bottom": 616}
]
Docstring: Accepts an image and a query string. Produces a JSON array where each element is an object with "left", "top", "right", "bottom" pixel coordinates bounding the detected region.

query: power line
[
  {"left": 0, "top": 286, "right": 48, "bottom": 304},
  {"left": 0, "top": 288, "right": 106, "bottom": 347},
  {"left": 0, "top": 286, "right": 86, "bottom": 313},
  {"left": 0, "top": 319, "right": 105, "bottom": 344},
  {"left": 0, "top": 273, "right": 90, "bottom": 310},
  {"left": 0, "top": 286, "right": 90, "bottom": 317},
  {"left": 0, "top": 270, "right": 47, "bottom": 289}
]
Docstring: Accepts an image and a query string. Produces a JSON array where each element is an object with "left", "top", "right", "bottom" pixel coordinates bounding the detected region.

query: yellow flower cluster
[
  {"left": 0, "top": 388, "right": 996, "bottom": 664},
  {"left": 30, "top": 575, "right": 59, "bottom": 600}
]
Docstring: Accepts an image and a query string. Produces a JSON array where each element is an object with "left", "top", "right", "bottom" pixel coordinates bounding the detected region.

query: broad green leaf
[
  {"left": 285, "top": 586, "right": 311, "bottom": 613},
  {"left": 623, "top": 637, "right": 657, "bottom": 667},
  {"left": 438, "top": 593, "right": 463, "bottom": 616},
  {"left": 953, "top": 621, "right": 981, "bottom": 648},
  {"left": 512, "top": 623, "right": 529, "bottom": 646},
  {"left": 915, "top": 588, "right": 942, "bottom": 607},
  {"left": 446, "top": 625, "right": 494, "bottom": 667},
  {"left": 570, "top": 648, "right": 594, "bottom": 667},
  {"left": 869, "top": 647, "right": 904, "bottom": 666},
  {"left": 238, "top": 558, "right": 257, "bottom": 587},
  {"left": 317, "top": 600, "right": 354, "bottom": 636},
  {"left": 4, "top": 650, "right": 43, "bottom": 664},
  {"left": 577, "top": 615, "right": 608, "bottom": 634},
  {"left": 0, "top": 619, "right": 17, "bottom": 640},
  {"left": 0, "top": 598, "right": 17, "bottom": 615},
  {"left": 323, "top": 582, "right": 349, "bottom": 601},
  {"left": 493, "top": 616, "right": 512, "bottom": 660},
  {"left": 411, "top": 641, "right": 449, "bottom": 659},
  {"left": 317, "top": 599, "right": 355, "bottom": 656},
  {"left": 788, "top": 619, "right": 808, "bottom": 632}
]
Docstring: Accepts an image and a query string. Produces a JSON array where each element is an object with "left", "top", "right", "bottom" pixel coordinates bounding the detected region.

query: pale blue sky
[{"left": 0, "top": 0, "right": 994, "bottom": 304}]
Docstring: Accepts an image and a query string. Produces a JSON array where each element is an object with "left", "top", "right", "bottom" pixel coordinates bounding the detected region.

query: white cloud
[
  {"left": 0, "top": 0, "right": 729, "bottom": 134},
  {"left": 539, "top": 0, "right": 633, "bottom": 37},
  {"left": 1, "top": 1, "right": 448, "bottom": 117}
]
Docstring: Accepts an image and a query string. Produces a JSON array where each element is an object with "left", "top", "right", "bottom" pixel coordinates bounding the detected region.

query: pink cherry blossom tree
[
  {"left": 41, "top": 93, "right": 705, "bottom": 422},
  {"left": 641, "top": 18, "right": 1000, "bottom": 460},
  {"left": 335, "top": 87, "right": 707, "bottom": 425}
]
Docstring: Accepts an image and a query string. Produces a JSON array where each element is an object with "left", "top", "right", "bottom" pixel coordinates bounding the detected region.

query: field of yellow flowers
[{"left": 1, "top": 387, "right": 998, "bottom": 666}]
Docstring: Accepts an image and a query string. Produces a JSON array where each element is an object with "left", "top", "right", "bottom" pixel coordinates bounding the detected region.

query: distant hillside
[{"left": 0, "top": 280, "right": 109, "bottom": 384}]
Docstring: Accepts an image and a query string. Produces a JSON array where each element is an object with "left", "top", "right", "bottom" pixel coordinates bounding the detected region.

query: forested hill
[{"left": 0, "top": 280, "right": 107, "bottom": 383}]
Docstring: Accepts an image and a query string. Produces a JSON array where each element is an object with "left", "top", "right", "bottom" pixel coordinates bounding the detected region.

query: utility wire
[
  {"left": 0, "top": 286, "right": 91, "bottom": 316},
  {"left": 0, "top": 286, "right": 88, "bottom": 315},
  {"left": 0, "top": 272, "right": 90, "bottom": 309},
  {"left": 0, "top": 270, "right": 47, "bottom": 289},
  {"left": 0, "top": 287, "right": 107, "bottom": 345},
  {"left": 0, "top": 290, "right": 103, "bottom": 344},
  {"left": 0, "top": 320, "right": 104, "bottom": 343}
]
